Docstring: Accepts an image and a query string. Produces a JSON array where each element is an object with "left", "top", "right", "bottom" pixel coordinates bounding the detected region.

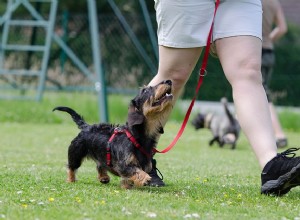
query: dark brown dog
[{"left": 53, "top": 80, "right": 173, "bottom": 189}]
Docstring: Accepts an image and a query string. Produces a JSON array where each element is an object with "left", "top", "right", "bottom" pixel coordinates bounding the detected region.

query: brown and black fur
[
  {"left": 191, "top": 97, "right": 240, "bottom": 149},
  {"left": 53, "top": 80, "right": 173, "bottom": 189}
]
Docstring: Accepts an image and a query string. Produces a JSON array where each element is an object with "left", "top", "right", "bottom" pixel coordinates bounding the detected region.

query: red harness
[{"left": 106, "top": 127, "right": 151, "bottom": 166}]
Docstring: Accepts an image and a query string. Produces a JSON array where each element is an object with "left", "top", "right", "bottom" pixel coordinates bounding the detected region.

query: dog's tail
[
  {"left": 221, "top": 97, "right": 235, "bottom": 125},
  {"left": 53, "top": 106, "right": 88, "bottom": 129}
]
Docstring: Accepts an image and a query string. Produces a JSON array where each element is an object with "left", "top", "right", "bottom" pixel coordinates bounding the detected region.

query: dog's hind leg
[
  {"left": 231, "top": 143, "right": 236, "bottom": 150},
  {"left": 209, "top": 136, "right": 218, "bottom": 146},
  {"left": 219, "top": 139, "right": 225, "bottom": 148},
  {"left": 96, "top": 163, "right": 110, "bottom": 184},
  {"left": 67, "top": 169, "right": 76, "bottom": 183},
  {"left": 67, "top": 138, "right": 88, "bottom": 182}
]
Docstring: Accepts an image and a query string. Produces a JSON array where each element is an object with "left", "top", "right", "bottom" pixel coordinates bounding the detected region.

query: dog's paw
[
  {"left": 67, "top": 170, "right": 76, "bottom": 182},
  {"left": 130, "top": 170, "right": 152, "bottom": 187},
  {"left": 99, "top": 175, "right": 110, "bottom": 184},
  {"left": 120, "top": 178, "right": 134, "bottom": 189},
  {"left": 143, "top": 175, "right": 152, "bottom": 186},
  {"left": 66, "top": 177, "right": 76, "bottom": 183}
]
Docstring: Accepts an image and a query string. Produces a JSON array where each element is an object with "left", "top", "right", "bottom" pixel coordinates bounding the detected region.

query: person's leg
[
  {"left": 215, "top": 36, "right": 277, "bottom": 168},
  {"left": 147, "top": 46, "right": 203, "bottom": 186},
  {"left": 149, "top": 46, "right": 203, "bottom": 100},
  {"left": 149, "top": 46, "right": 203, "bottom": 127},
  {"left": 149, "top": 0, "right": 214, "bottom": 186},
  {"left": 216, "top": 36, "right": 300, "bottom": 196}
]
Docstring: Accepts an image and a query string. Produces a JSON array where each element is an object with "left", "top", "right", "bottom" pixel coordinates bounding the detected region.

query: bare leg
[
  {"left": 149, "top": 46, "right": 202, "bottom": 100},
  {"left": 146, "top": 46, "right": 203, "bottom": 185},
  {"left": 216, "top": 36, "right": 277, "bottom": 168},
  {"left": 148, "top": 46, "right": 202, "bottom": 126}
]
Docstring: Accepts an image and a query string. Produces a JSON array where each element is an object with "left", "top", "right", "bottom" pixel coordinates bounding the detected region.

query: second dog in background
[{"left": 191, "top": 97, "right": 240, "bottom": 149}]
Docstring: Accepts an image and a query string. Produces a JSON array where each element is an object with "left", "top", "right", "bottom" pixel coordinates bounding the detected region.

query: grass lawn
[
  {"left": 1, "top": 92, "right": 300, "bottom": 219},
  {"left": 1, "top": 122, "right": 300, "bottom": 220}
]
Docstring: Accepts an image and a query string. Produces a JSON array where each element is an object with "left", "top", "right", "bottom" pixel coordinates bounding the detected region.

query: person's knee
[
  {"left": 172, "top": 70, "right": 190, "bottom": 90},
  {"left": 158, "top": 68, "right": 191, "bottom": 91},
  {"left": 227, "top": 58, "right": 262, "bottom": 86}
]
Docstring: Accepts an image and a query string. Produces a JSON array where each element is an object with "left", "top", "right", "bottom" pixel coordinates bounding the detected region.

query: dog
[
  {"left": 191, "top": 97, "right": 240, "bottom": 149},
  {"left": 53, "top": 80, "right": 173, "bottom": 189}
]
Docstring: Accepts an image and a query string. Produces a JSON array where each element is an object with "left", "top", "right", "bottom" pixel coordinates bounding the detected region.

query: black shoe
[
  {"left": 147, "top": 159, "right": 165, "bottom": 187},
  {"left": 261, "top": 148, "right": 300, "bottom": 196}
]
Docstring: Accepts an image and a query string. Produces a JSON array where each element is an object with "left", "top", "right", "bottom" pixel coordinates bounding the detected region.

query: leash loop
[{"left": 199, "top": 68, "right": 208, "bottom": 77}]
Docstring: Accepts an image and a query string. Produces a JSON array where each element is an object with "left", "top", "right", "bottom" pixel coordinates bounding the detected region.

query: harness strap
[
  {"left": 123, "top": 129, "right": 151, "bottom": 157},
  {"left": 107, "top": 132, "right": 117, "bottom": 166},
  {"left": 153, "top": 0, "right": 220, "bottom": 154},
  {"left": 106, "top": 127, "right": 151, "bottom": 166}
]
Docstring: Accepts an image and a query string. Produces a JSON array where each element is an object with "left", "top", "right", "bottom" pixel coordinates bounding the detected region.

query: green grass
[
  {"left": 1, "top": 91, "right": 300, "bottom": 132},
  {"left": 0, "top": 92, "right": 185, "bottom": 124},
  {"left": 279, "top": 110, "right": 300, "bottom": 132},
  {"left": 1, "top": 92, "right": 300, "bottom": 219}
]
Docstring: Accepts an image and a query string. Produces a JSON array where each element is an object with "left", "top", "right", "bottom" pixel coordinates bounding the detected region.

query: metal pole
[
  {"left": 87, "top": 0, "right": 108, "bottom": 122},
  {"left": 107, "top": 0, "right": 157, "bottom": 74},
  {"left": 139, "top": 0, "right": 158, "bottom": 61}
]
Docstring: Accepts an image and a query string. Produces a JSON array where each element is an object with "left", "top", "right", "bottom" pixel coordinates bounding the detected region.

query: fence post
[{"left": 87, "top": 0, "right": 108, "bottom": 122}]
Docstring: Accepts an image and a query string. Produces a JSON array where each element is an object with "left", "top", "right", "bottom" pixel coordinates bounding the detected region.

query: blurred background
[{"left": 0, "top": 0, "right": 300, "bottom": 122}]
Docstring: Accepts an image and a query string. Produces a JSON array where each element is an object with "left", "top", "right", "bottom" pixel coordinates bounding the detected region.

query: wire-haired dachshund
[
  {"left": 191, "top": 97, "right": 240, "bottom": 149},
  {"left": 53, "top": 80, "right": 173, "bottom": 189}
]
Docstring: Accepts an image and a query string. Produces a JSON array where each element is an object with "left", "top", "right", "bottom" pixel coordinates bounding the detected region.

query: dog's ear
[{"left": 127, "top": 100, "right": 145, "bottom": 127}]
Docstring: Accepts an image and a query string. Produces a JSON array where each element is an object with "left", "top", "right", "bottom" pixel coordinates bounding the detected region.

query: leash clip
[
  {"left": 199, "top": 68, "right": 208, "bottom": 77},
  {"left": 114, "top": 127, "right": 123, "bottom": 133}
]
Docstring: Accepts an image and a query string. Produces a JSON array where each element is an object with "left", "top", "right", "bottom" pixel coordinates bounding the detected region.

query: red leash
[{"left": 153, "top": 0, "right": 220, "bottom": 154}]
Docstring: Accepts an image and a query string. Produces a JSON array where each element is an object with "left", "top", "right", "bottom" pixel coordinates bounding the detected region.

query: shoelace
[
  {"left": 278, "top": 147, "right": 300, "bottom": 158},
  {"left": 155, "top": 167, "right": 164, "bottom": 180}
]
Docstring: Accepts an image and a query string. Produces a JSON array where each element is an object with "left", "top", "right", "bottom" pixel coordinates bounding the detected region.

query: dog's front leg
[
  {"left": 120, "top": 177, "right": 134, "bottom": 189},
  {"left": 120, "top": 170, "right": 151, "bottom": 189}
]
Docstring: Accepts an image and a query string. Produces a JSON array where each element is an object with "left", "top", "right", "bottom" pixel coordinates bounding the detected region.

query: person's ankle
[{"left": 260, "top": 152, "right": 277, "bottom": 170}]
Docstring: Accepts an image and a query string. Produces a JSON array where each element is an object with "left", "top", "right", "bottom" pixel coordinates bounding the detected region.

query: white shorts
[{"left": 154, "top": 0, "right": 262, "bottom": 48}]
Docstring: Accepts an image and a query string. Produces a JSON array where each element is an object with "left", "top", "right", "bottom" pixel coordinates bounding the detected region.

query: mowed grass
[{"left": 1, "top": 92, "right": 300, "bottom": 219}]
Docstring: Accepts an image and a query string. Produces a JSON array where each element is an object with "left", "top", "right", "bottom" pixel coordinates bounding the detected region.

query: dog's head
[
  {"left": 191, "top": 113, "right": 214, "bottom": 130},
  {"left": 127, "top": 80, "right": 173, "bottom": 137},
  {"left": 191, "top": 113, "right": 205, "bottom": 130}
]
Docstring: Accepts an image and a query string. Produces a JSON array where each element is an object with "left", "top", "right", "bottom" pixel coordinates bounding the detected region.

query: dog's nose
[{"left": 164, "top": 80, "right": 172, "bottom": 86}]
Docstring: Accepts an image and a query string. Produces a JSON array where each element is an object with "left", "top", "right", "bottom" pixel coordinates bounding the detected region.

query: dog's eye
[{"left": 141, "top": 88, "right": 148, "bottom": 94}]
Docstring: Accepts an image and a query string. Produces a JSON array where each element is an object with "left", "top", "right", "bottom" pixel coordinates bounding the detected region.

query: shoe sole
[{"left": 261, "top": 162, "right": 300, "bottom": 196}]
